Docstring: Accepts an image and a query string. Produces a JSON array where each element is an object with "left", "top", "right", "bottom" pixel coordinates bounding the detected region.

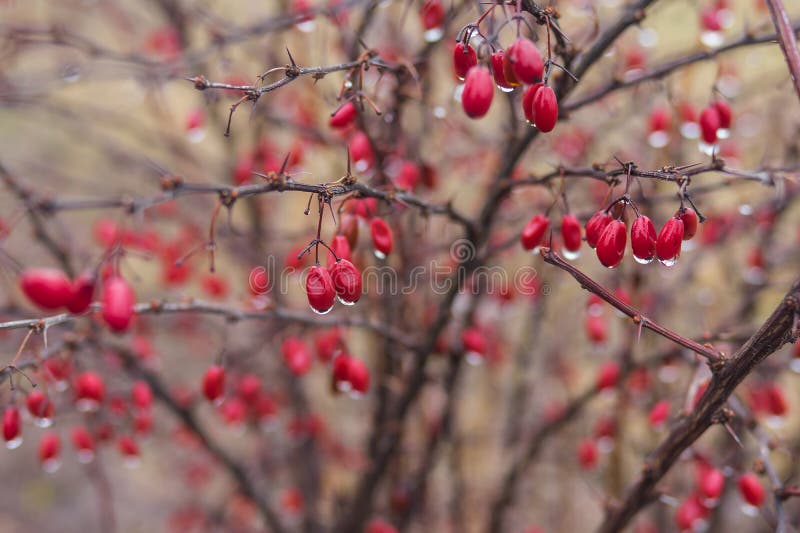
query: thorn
[{"left": 279, "top": 152, "right": 291, "bottom": 175}]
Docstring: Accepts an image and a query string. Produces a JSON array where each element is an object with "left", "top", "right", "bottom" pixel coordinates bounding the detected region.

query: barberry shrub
[{"left": 0, "top": 1, "right": 799, "bottom": 532}]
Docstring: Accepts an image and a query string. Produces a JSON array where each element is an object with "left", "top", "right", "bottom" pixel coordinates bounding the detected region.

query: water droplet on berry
[
  {"left": 309, "top": 304, "right": 333, "bottom": 315},
  {"left": 465, "top": 352, "right": 484, "bottom": 366},
  {"left": 5, "top": 436, "right": 22, "bottom": 450},
  {"left": 295, "top": 20, "right": 316, "bottom": 33},
  {"left": 42, "top": 458, "right": 61, "bottom": 473},
  {"left": 739, "top": 503, "right": 759, "bottom": 517},
  {"left": 700, "top": 31, "right": 724, "bottom": 48},
  {"left": 680, "top": 122, "right": 700, "bottom": 139},
  {"left": 698, "top": 141, "right": 716, "bottom": 156},
  {"left": 765, "top": 415, "right": 785, "bottom": 429},
  {"left": 77, "top": 450, "right": 95, "bottom": 464},
  {"left": 738, "top": 204, "right": 753, "bottom": 216},
  {"left": 716, "top": 127, "right": 730, "bottom": 140},
  {"left": 658, "top": 257, "right": 678, "bottom": 267},
  {"left": 647, "top": 130, "right": 669, "bottom": 148},
  {"left": 34, "top": 417, "right": 53, "bottom": 429},
  {"left": 562, "top": 248, "right": 581, "bottom": 261},
  {"left": 423, "top": 27, "right": 444, "bottom": 42},
  {"left": 336, "top": 296, "right": 355, "bottom": 306},
  {"left": 76, "top": 399, "right": 100, "bottom": 413},
  {"left": 634, "top": 254, "right": 654, "bottom": 265},
  {"left": 187, "top": 127, "right": 206, "bottom": 143},
  {"left": 637, "top": 28, "right": 659, "bottom": 47},
  {"left": 433, "top": 106, "right": 446, "bottom": 119},
  {"left": 123, "top": 456, "right": 141, "bottom": 469},
  {"left": 498, "top": 85, "right": 514, "bottom": 93},
  {"left": 374, "top": 250, "right": 386, "bottom": 260}
]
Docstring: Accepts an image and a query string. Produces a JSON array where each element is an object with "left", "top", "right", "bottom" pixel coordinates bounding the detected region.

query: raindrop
[
  {"left": 648, "top": 130, "right": 670, "bottom": 148},
  {"left": 562, "top": 249, "right": 581, "bottom": 261},
  {"left": 5, "top": 436, "right": 22, "bottom": 450},
  {"left": 765, "top": 415, "right": 785, "bottom": 429},
  {"left": 700, "top": 31, "right": 724, "bottom": 48},
  {"left": 680, "top": 122, "right": 700, "bottom": 139},
  {"left": 34, "top": 417, "right": 53, "bottom": 429},
  {"left": 77, "top": 450, "right": 95, "bottom": 464},
  {"left": 738, "top": 204, "right": 753, "bottom": 216},
  {"left": 634, "top": 255, "right": 654, "bottom": 265},
  {"left": 698, "top": 141, "right": 716, "bottom": 156},
  {"left": 76, "top": 399, "right": 100, "bottom": 413},
  {"left": 658, "top": 257, "right": 678, "bottom": 267},
  {"left": 337, "top": 296, "right": 355, "bottom": 306},
  {"left": 716, "top": 127, "right": 730, "bottom": 140},
  {"left": 465, "top": 352, "right": 484, "bottom": 366},
  {"left": 295, "top": 20, "right": 316, "bottom": 33},
  {"left": 373, "top": 250, "right": 386, "bottom": 260},
  {"left": 497, "top": 85, "right": 514, "bottom": 93},
  {"left": 123, "top": 456, "right": 141, "bottom": 469},
  {"left": 423, "top": 27, "right": 444, "bottom": 43},
  {"left": 433, "top": 106, "right": 446, "bottom": 119},
  {"left": 42, "top": 459, "right": 61, "bottom": 474},
  {"left": 310, "top": 304, "right": 334, "bottom": 315},
  {"left": 187, "top": 127, "right": 206, "bottom": 143},
  {"left": 739, "top": 503, "right": 759, "bottom": 517}
]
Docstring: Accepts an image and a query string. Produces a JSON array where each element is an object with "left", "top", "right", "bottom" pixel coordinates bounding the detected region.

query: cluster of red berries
[
  {"left": 674, "top": 464, "right": 764, "bottom": 531},
  {"left": 3, "top": 370, "right": 145, "bottom": 471},
  {"left": 454, "top": 35, "right": 559, "bottom": 131},
  {"left": 201, "top": 329, "right": 370, "bottom": 403},
  {"left": 520, "top": 202, "right": 700, "bottom": 269},
  {"left": 19, "top": 268, "right": 136, "bottom": 332}
]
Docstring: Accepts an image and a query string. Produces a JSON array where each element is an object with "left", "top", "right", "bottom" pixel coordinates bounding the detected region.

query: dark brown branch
[
  {"left": 595, "top": 280, "right": 800, "bottom": 533},
  {"left": 765, "top": 0, "right": 800, "bottom": 103}
]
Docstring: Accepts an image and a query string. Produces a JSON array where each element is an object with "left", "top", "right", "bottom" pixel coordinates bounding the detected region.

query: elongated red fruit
[
  {"left": 596, "top": 220, "right": 627, "bottom": 268},
  {"left": 522, "top": 83, "right": 542, "bottom": 123},
  {"left": 101, "top": 276, "right": 135, "bottom": 332},
  {"left": 327, "top": 234, "right": 352, "bottom": 267},
  {"left": 282, "top": 337, "right": 312, "bottom": 376},
  {"left": 329, "top": 101, "right": 357, "bottom": 129},
  {"left": 699, "top": 106, "right": 720, "bottom": 144},
  {"left": 370, "top": 218, "right": 393, "bottom": 258},
  {"left": 712, "top": 99, "right": 732, "bottom": 129},
  {"left": 3, "top": 406, "right": 21, "bottom": 445},
  {"left": 66, "top": 271, "right": 96, "bottom": 314},
  {"left": 461, "top": 66, "right": 494, "bottom": 118},
  {"left": 585, "top": 211, "right": 612, "bottom": 249},
  {"left": 679, "top": 209, "right": 698, "bottom": 240},
  {"left": 453, "top": 42, "right": 477, "bottom": 81},
  {"left": 306, "top": 265, "right": 336, "bottom": 314},
  {"left": 656, "top": 217, "right": 684, "bottom": 265},
  {"left": 631, "top": 216, "right": 657, "bottom": 263},
  {"left": 202, "top": 365, "right": 225, "bottom": 402},
  {"left": 507, "top": 38, "right": 544, "bottom": 84},
  {"left": 738, "top": 473, "right": 764, "bottom": 507},
  {"left": 561, "top": 214, "right": 582, "bottom": 252},
  {"left": 520, "top": 214, "right": 550, "bottom": 251},
  {"left": 533, "top": 86, "right": 558, "bottom": 132},
  {"left": 20, "top": 268, "right": 72, "bottom": 310},
  {"left": 490, "top": 51, "right": 512, "bottom": 90},
  {"left": 329, "top": 259, "right": 362, "bottom": 304}
]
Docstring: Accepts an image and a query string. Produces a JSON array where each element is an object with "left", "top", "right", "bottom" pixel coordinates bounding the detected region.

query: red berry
[
  {"left": 249, "top": 266, "right": 270, "bottom": 296},
  {"left": 596, "top": 220, "right": 627, "bottom": 268},
  {"left": 522, "top": 83, "right": 542, "bottom": 123},
  {"left": 420, "top": 0, "right": 444, "bottom": 30},
  {"left": 461, "top": 66, "right": 494, "bottom": 119},
  {"left": 765, "top": 383, "right": 788, "bottom": 416},
  {"left": 461, "top": 327, "right": 486, "bottom": 355},
  {"left": 202, "top": 365, "right": 226, "bottom": 402},
  {"left": 282, "top": 337, "right": 313, "bottom": 376},
  {"left": 507, "top": 38, "right": 544, "bottom": 85},
  {"left": 315, "top": 329, "right": 342, "bottom": 362},
  {"left": 26, "top": 391, "right": 54, "bottom": 421},
  {"left": 332, "top": 353, "right": 354, "bottom": 391},
  {"left": 340, "top": 213, "right": 360, "bottom": 249},
  {"left": 201, "top": 273, "right": 229, "bottom": 299},
  {"left": 520, "top": 214, "right": 550, "bottom": 251},
  {"left": 656, "top": 217, "right": 684, "bottom": 265},
  {"left": 75, "top": 371, "right": 106, "bottom": 410},
  {"left": 327, "top": 234, "right": 352, "bottom": 267},
  {"left": 738, "top": 473, "right": 764, "bottom": 506},
  {"left": 577, "top": 438, "right": 599, "bottom": 470},
  {"left": 698, "top": 466, "right": 725, "bottom": 500},
  {"left": 71, "top": 426, "right": 95, "bottom": 458},
  {"left": 306, "top": 265, "right": 336, "bottom": 314},
  {"left": 648, "top": 106, "right": 671, "bottom": 132},
  {"left": 39, "top": 432, "right": 61, "bottom": 466},
  {"left": 370, "top": 217, "right": 393, "bottom": 258},
  {"left": 366, "top": 518, "right": 398, "bottom": 533},
  {"left": 560, "top": 214, "right": 582, "bottom": 253},
  {"left": 118, "top": 435, "right": 140, "bottom": 458},
  {"left": 712, "top": 99, "right": 732, "bottom": 129},
  {"left": 631, "top": 216, "right": 657, "bottom": 263},
  {"left": 236, "top": 374, "right": 262, "bottom": 403},
  {"left": 679, "top": 209, "right": 698, "bottom": 240},
  {"left": 66, "top": 271, "right": 96, "bottom": 314},
  {"left": 490, "top": 51, "right": 512, "bottom": 90},
  {"left": 101, "top": 276, "right": 135, "bottom": 332},
  {"left": 701, "top": 7, "right": 723, "bottom": 32},
  {"left": 329, "top": 101, "right": 357, "bottom": 129},
  {"left": 648, "top": 400, "right": 670, "bottom": 427},
  {"left": 131, "top": 380, "right": 153, "bottom": 410},
  {"left": 349, "top": 130, "right": 374, "bottom": 170},
  {"left": 347, "top": 356, "right": 370, "bottom": 394},
  {"left": 585, "top": 315, "right": 607, "bottom": 344},
  {"left": 596, "top": 361, "right": 620, "bottom": 390},
  {"left": 329, "top": 259, "right": 362, "bottom": 305},
  {"left": 699, "top": 106, "right": 720, "bottom": 144},
  {"left": 585, "top": 211, "right": 612, "bottom": 249},
  {"left": 453, "top": 42, "right": 477, "bottom": 81},
  {"left": 3, "top": 406, "right": 21, "bottom": 445},
  {"left": 675, "top": 495, "right": 706, "bottom": 531},
  {"left": 532, "top": 86, "right": 558, "bottom": 132},
  {"left": 20, "top": 268, "right": 72, "bottom": 310}
]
